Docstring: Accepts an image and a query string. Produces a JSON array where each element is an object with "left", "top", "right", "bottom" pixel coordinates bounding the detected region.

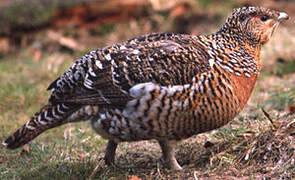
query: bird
[{"left": 3, "top": 6, "right": 289, "bottom": 170}]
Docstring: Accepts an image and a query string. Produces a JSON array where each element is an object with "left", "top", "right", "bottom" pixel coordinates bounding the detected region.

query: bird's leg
[
  {"left": 158, "top": 140, "right": 182, "bottom": 170},
  {"left": 104, "top": 140, "right": 118, "bottom": 166}
]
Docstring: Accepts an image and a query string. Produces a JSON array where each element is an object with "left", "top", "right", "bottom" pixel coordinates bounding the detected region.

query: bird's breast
[{"left": 229, "top": 72, "right": 258, "bottom": 111}]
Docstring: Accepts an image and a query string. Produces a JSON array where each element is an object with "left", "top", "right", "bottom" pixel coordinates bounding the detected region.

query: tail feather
[{"left": 3, "top": 103, "right": 80, "bottom": 149}]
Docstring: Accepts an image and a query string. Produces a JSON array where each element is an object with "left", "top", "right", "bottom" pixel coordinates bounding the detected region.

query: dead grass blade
[
  {"left": 261, "top": 108, "right": 277, "bottom": 128},
  {"left": 88, "top": 158, "right": 104, "bottom": 180}
]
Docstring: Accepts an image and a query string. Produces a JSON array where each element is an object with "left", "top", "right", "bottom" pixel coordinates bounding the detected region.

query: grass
[{"left": 0, "top": 3, "right": 295, "bottom": 179}]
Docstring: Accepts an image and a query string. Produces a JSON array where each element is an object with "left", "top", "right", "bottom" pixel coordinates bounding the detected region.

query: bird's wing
[{"left": 47, "top": 33, "right": 212, "bottom": 108}]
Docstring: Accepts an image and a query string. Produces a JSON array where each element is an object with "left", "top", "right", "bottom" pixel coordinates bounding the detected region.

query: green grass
[{"left": 265, "top": 87, "right": 295, "bottom": 111}]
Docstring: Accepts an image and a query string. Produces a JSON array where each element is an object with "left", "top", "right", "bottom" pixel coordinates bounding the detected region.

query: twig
[
  {"left": 261, "top": 108, "right": 277, "bottom": 128},
  {"left": 88, "top": 158, "right": 103, "bottom": 180},
  {"left": 157, "top": 165, "right": 165, "bottom": 180},
  {"left": 194, "top": 171, "right": 198, "bottom": 180}
]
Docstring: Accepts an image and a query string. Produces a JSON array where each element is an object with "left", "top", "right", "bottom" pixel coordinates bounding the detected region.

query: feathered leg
[
  {"left": 104, "top": 140, "right": 118, "bottom": 166},
  {"left": 158, "top": 140, "right": 182, "bottom": 170}
]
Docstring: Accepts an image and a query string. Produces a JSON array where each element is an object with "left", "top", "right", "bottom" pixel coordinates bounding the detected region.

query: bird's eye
[{"left": 260, "top": 15, "right": 269, "bottom": 21}]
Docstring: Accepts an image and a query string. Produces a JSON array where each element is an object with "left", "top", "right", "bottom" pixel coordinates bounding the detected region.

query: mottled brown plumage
[{"left": 3, "top": 6, "right": 289, "bottom": 170}]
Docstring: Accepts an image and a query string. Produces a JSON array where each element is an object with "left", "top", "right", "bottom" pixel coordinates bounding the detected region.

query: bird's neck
[
  {"left": 217, "top": 25, "right": 261, "bottom": 47},
  {"left": 204, "top": 32, "right": 262, "bottom": 76}
]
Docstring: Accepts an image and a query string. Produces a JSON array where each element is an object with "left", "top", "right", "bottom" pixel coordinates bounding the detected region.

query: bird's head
[{"left": 220, "top": 6, "right": 289, "bottom": 45}]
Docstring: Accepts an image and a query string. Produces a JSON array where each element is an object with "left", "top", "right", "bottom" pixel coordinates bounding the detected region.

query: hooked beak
[{"left": 277, "top": 12, "right": 289, "bottom": 21}]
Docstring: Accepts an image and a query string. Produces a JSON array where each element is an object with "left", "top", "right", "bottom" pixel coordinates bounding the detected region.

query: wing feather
[{"left": 47, "top": 33, "right": 212, "bottom": 108}]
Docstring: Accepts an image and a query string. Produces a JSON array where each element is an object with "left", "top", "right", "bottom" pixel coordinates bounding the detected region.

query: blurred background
[
  {"left": 0, "top": 0, "right": 294, "bottom": 58},
  {"left": 0, "top": 0, "right": 294, "bottom": 179}
]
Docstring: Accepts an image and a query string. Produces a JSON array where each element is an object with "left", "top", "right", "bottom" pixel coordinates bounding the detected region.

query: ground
[{"left": 0, "top": 1, "right": 294, "bottom": 179}]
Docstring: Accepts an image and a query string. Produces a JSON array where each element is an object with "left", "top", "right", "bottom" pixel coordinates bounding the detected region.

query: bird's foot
[{"left": 158, "top": 139, "right": 183, "bottom": 170}]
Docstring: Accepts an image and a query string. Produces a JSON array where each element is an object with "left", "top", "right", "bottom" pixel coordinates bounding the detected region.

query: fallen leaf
[
  {"left": 20, "top": 144, "right": 30, "bottom": 155},
  {"left": 47, "top": 30, "right": 81, "bottom": 50},
  {"left": 0, "top": 37, "right": 10, "bottom": 54},
  {"left": 287, "top": 104, "right": 295, "bottom": 114},
  {"left": 33, "top": 50, "right": 42, "bottom": 62},
  {"left": 170, "top": 2, "right": 190, "bottom": 18},
  {"left": 129, "top": 175, "right": 142, "bottom": 180}
]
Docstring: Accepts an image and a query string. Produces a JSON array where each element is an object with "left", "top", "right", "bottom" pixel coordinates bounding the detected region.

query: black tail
[{"left": 3, "top": 103, "right": 81, "bottom": 149}]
